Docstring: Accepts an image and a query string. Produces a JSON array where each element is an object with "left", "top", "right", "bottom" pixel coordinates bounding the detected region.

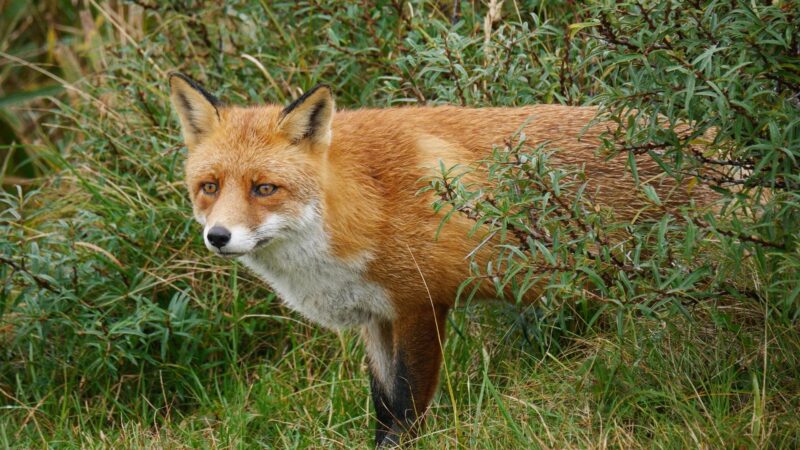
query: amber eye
[
  {"left": 201, "top": 182, "right": 218, "bottom": 195},
  {"left": 253, "top": 183, "right": 278, "bottom": 197}
]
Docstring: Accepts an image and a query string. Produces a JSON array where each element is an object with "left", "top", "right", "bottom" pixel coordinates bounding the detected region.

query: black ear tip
[
  {"left": 281, "top": 83, "right": 334, "bottom": 117},
  {"left": 167, "top": 72, "right": 222, "bottom": 107},
  {"left": 310, "top": 83, "right": 333, "bottom": 97},
  {"left": 168, "top": 71, "right": 192, "bottom": 86}
]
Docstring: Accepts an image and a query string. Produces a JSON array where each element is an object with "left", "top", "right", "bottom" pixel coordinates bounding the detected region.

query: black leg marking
[
  {"left": 390, "top": 352, "right": 416, "bottom": 429},
  {"left": 371, "top": 371, "right": 394, "bottom": 447},
  {"left": 363, "top": 319, "right": 396, "bottom": 447},
  {"left": 376, "top": 352, "right": 418, "bottom": 447}
]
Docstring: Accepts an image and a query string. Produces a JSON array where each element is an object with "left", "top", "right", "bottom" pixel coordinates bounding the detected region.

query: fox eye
[
  {"left": 201, "top": 182, "right": 218, "bottom": 195},
  {"left": 253, "top": 183, "right": 278, "bottom": 197}
]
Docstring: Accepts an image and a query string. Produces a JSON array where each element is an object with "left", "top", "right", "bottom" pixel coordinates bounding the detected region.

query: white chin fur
[
  {"left": 237, "top": 202, "right": 394, "bottom": 329},
  {"left": 201, "top": 207, "right": 314, "bottom": 255}
]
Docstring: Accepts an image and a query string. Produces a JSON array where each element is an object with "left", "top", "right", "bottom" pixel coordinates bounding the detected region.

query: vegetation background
[{"left": 1, "top": 0, "right": 798, "bottom": 448}]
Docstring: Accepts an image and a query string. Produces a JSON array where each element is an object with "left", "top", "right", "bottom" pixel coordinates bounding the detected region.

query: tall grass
[{"left": 1, "top": 1, "right": 798, "bottom": 448}]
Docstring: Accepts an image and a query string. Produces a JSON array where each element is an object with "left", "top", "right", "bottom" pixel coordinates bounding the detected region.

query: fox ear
[
  {"left": 169, "top": 72, "right": 221, "bottom": 148},
  {"left": 279, "top": 84, "right": 334, "bottom": 146}
]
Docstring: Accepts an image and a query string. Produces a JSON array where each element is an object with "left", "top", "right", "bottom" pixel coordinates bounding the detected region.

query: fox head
[{"left": 168, "top": 72, "right": 334, "bottom": 257}]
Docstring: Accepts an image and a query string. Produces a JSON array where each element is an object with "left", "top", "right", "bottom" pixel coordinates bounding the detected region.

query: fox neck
[{"left": 238, "top": 200, "right": 394, "bottom": 329}]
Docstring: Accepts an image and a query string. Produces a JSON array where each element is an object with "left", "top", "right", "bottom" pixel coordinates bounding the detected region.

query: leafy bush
[{"left": 431, "top": 0, "right": 800, "bottom": 350}]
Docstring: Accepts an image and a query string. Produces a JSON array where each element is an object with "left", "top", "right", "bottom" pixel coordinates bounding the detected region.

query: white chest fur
[{"left": 238, "top": 209, "right": 393, "bottom": 330}]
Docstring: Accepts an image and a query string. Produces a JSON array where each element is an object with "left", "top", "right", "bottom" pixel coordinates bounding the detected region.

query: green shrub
[{"left": 431, "top": 0, "right": 800, "bottom": 350}]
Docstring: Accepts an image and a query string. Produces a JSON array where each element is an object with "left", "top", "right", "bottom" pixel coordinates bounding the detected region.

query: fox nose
[{"left": 206, "top": 226, "right": 231, "bottom": 248}]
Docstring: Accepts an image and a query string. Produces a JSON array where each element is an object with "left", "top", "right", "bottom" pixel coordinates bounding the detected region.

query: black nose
[{"left": 206, "top": 226, "right": 231, "bottom": 248}]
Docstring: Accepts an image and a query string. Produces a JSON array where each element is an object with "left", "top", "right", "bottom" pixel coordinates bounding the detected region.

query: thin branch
[{"left": 0, "top": 256, "right": 61, "bottom": 294}]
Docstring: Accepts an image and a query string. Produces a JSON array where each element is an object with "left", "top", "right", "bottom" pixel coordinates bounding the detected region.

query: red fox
[{"left": 169, "top": 72, "right": 698, "bottom": 446}]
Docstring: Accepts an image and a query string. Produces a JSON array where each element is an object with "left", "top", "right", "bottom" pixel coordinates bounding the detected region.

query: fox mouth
[
  {"left": 214, "top": 238, "right": 273, "bottom": 258},
  {"left": 218, "top": 251, "right": 245, "bottom": 258},
  {"left": 254, "top": 237, "right": 273, "bottom": 249}
]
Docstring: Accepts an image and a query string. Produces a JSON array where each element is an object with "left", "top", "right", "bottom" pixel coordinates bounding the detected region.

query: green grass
[
  {"left": 4, "top": 302, "right": 798, "bottom": 448},
  {"left": 1, "top": 1, "right": 799, "bottom": 448}
]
